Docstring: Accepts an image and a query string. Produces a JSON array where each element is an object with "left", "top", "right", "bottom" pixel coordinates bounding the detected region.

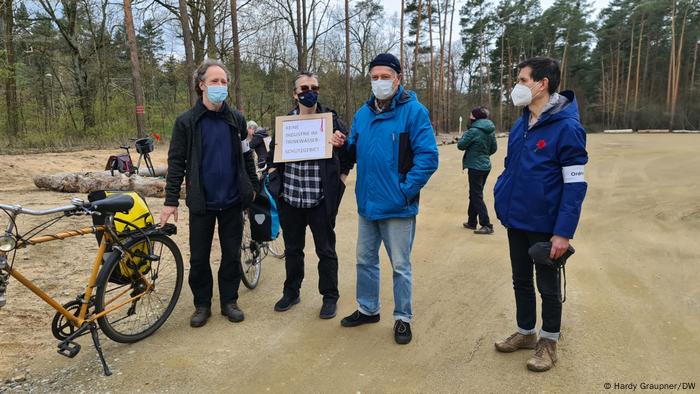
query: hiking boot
[
  {"left": 190, "top": 306, "right": 211, "bottom": 328},
  {"left": 394, "top": 320, "right": 412, "bottom": 345},
  {"left": 274, "top": 295, "right": 300, "bottom": 312},
  {"left": 463, "top": 222, "right": 477, "bottom": 230},
  {"left": 474, "top": 225, "right": 494, "bottom": 235},
  {"left": 494, "top": 332, "right": 537, "bottom": 353},
  {"left": 221, "top": 302, "right": 245, "bottom": 323},
  {"left": 340, "top": 310, "right": 380, "bottom": 327},
  {"left": 319, "top": 301, "right": 337, "bottom": 319},
  {"left": 527, "top": 338, "right": 558, "bottom": 372}
]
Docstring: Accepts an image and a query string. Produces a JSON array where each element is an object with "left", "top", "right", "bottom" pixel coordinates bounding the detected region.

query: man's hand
[
  {"left": 330, "top": 130, "right": 346, "bottom": 148},
  {"left": 160, "top": 206, "right": 178, "bottom": 227},
  {"left": 340, "top": 173, "right": 347, "bottom": 185},
  {"left": 549, "top": 235, "right": 570, "bottom": 260}
]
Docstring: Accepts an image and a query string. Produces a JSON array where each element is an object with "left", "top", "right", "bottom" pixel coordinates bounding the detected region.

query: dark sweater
[{"left": 200, "top": 109, "right": 239, "bottom": 210}]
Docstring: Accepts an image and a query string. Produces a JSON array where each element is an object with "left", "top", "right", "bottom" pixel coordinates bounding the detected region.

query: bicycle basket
[
  {"left": 88, "top": 191, "right": 155, "bottom": 283},
  {"left": 134, "top": 137, "right": 154, "bottom": 154}
]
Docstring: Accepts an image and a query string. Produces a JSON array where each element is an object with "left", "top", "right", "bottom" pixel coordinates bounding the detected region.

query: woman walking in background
[{"left": 458, "top": 107, "right": 497, "bottom": 234}]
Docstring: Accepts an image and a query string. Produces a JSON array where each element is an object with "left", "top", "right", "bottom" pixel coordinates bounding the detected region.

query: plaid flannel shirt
[{"left": 282, "top": 160, "right": 323, "bottom": 208}]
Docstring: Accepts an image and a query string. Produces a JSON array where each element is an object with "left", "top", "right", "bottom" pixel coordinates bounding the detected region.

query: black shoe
[
  {"left": 394, "top": 320, "right": 412, "bottom": 344},
  {"left": 474, "top": 225, "right": 494, "bottom": 235},
  {"left": 340, "top": 310, "right": 380, "bottom": 327},
  {"left": 221, "top": 302, "right": 245, "bottom": 322},
  {"left": 319, "top": 301, "right": 337, "bottom": 319},
  {"left": 190, "top": 306, "right": 211, "bottom": 328},
  {"left": 463, "top": 222, "right": 477, "bottom": 230},
  {"left": 274, "top": 295, "right": 300, "bottom": 312}
]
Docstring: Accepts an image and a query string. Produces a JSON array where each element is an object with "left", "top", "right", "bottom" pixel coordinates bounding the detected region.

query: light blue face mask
[{"left": 206, "top": 85, "right": 228, "bottom": 105}]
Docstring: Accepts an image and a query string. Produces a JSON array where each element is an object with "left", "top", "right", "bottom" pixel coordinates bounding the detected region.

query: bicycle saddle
[{"left": 88, "top": 194, "right": 134, "bottom": 214}]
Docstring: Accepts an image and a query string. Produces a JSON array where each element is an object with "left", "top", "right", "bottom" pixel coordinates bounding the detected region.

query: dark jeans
[
  {"left": 279, "top": 199, "right": 339, "bottom": 303},
  {"left": 507, "top": 228, "right": 562, "bottom": 333},
  {"left": 188, "top": 205, "right": 243, "bottom": 308},
  {"left": 467, "top": 168, "right": 492, "bottom": 227}
]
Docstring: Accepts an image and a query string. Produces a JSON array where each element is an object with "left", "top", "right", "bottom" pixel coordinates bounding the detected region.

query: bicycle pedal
[{"left": 57, "top": 340, "right": 81, "bottom": 358}]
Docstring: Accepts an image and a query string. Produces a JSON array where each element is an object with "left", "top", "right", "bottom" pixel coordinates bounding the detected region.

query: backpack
[
  {"left": 88, "top": 191, "right": 155, "bottom": 284},
  {"left": 105, "top": 154, "right": 134, "bottom": 176},
  {"left": 248, "top": 175, "right": 280, "bottom": 242}
]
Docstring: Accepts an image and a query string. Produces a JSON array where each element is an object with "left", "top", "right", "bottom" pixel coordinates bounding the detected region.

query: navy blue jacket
[
  {"left": 200, "top": 110, "right": 239, "bottom": 210},
  {"left": 494, "top": 91, "right": 588, "bottom": 239}
]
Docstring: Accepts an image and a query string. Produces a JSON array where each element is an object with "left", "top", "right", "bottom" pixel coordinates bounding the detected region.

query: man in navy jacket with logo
[{"left": 493, "top": 57, "right": 587, "bottom": 372}]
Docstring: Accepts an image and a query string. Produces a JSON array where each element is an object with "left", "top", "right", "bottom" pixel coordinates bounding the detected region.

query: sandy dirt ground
[{"left": 0, "top": 134, "right": 699, "bottom": 393}]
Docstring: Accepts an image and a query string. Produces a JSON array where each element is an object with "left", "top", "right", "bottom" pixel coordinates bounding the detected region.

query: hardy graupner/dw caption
[{"left": 602, "top": 382, "right": 696, "bottom": 391}]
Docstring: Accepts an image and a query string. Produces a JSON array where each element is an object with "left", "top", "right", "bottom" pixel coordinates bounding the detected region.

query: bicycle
[
  {"left": 239, "top": 169, "right": 285, "bottom": 289},
  {"left": 105, "top": 136, "right": 156, "bottom": 177},
  {"left": 0, "top": 194, "right": 183, "bottom": 376}
]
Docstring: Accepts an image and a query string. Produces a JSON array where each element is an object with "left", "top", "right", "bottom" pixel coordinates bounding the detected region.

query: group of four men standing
[{"left": 160, "top": 53, "right": 587, "bottom": 372}]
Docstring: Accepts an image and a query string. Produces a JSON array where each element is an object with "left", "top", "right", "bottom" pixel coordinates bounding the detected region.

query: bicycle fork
[{"left": 0, "top": 256, "right": 9, "bottom": 308}]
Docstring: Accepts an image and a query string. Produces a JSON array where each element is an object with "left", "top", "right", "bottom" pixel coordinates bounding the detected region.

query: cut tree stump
[{"left": 33, "top": 171, "right": 184, "bottom": 199}]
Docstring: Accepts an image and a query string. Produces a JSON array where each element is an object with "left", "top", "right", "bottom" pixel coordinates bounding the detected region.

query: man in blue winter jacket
[
  {"left": 331, "top": 53, "right": 439, "bottom": 345},
  {"left": 493, "top": 57, "right": 587, "bottom": 372}
]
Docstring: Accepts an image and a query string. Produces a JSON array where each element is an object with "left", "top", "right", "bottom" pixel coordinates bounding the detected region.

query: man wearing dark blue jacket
[
  {"left": 334, "top": 53, "right": 439, "bottom": 345},
  {"left": 493, "top": 57, "right": 587, "bottom": 372}
]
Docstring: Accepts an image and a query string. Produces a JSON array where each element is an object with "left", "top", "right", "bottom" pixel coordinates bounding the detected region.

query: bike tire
[
  {"left": 266, "top": 230, "right": 285, "bottom": 259},
  {"left": 240, "top": 213, "right": 261, "bottom": 289},
  {"left": 95, "top": 234, "right": 183, "bottom": 343}
]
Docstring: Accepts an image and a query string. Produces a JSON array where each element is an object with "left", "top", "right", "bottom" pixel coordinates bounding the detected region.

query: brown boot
[
  {"left": 527, "top": 338, "right": 558, "bottom": 372},
  {"left": 494, "top": 332, "right": 538, "bottom": 353}
]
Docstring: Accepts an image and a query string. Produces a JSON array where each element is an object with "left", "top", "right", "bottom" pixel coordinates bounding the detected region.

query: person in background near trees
[
  {"left": 266, "top": 72, "right": 353, "bottom": 320},
  {"left": 160, "top": 59, "right": 259, "bottom": 328},
  {"left": 458, "top": 106, "right": 497, "bottom": 235},
  {"left": 246, "top": 120, "right": 270, "bottom": 169},
  {"left": 332, "top": 53, "right": 439, "bottom": 345},
  {"left": 493, "top": 57, "right": 587, "bottom": 372}
]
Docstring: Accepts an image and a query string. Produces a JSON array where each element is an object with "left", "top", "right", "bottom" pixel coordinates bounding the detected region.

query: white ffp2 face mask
[
  {"left": 511, "top": 83, "right": 533, "bottom": 107},
  {"left": 371, "top": 79, "right": 396, "bottom": 100}
]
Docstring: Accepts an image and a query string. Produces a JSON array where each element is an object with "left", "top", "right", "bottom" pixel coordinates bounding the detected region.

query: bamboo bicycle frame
[{"left": 6, "top": 225, "right": 152, "bottom": 328}]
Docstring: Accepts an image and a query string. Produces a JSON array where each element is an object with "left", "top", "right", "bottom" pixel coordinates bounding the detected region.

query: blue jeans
[{"left": 356, "top": 215, "right": 416, "bottom": 322}]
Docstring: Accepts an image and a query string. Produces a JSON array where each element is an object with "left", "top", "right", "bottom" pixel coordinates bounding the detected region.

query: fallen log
[{"left": 33, "top": 171, "right": 184, "bottom": 199}]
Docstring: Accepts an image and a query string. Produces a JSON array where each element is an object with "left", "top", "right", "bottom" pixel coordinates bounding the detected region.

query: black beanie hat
[{"left": 369, "top": 53, "right": 402, "bottom": 74}]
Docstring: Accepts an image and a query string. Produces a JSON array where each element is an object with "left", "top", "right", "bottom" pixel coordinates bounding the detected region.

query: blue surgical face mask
[
  {"left": 206, "top": 85, "right": 228, "bottom": 105},
  {"left": 297, "top": 91, "right": 318, "bottom": 108}
]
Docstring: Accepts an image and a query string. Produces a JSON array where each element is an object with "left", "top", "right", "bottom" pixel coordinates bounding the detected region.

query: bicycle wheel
[
  {"left": 95, "top": 234, "right": 183, "bottom": 343},
  {"left": 266, "top": 230, "right": 285, "bottom": 259},
  {"left": 240, "top": 213, "right": 261, "bottom": 289}
]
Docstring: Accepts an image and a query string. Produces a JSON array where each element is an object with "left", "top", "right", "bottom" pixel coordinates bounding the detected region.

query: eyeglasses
[{"left": 298, "top": 85, "right": 320, "bottom": 93}]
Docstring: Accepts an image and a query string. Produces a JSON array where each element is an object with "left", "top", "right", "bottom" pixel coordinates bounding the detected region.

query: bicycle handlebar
[{"left": 0, "top": 198, "right": 89, "bottom": 216}]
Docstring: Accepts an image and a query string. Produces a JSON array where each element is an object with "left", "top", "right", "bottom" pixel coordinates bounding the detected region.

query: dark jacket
[
  {"left": 457, "top": 118, "right": 497, "bottom": 171},
  {"left": 249, "top": 127, "right": 270, "bottom": 168},
  {"left": 266, "top": 103, "right": 353, "bottom": 217},
  {"left": 494, "top": 91, "right": 588, "bottom": 239},
  {"left": 165, "top": 100, "right": 260, "bottom": 215}
]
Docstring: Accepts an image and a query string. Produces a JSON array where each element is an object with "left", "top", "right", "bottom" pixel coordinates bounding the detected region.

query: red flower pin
[
  {"left": 536, "top": 139, "right": 546, "bottom": 151},
  {"left": 150, "top": 131, "right": 161, "bottom": 142}
]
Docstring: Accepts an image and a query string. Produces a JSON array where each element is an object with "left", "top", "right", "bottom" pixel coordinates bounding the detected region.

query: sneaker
[
  {"left": 394, "top": 320, "right": 412, "bottom": 344},
  {"left": 463, "top": 222, "right": 477, "bottom": 230},
  {"left": 474, "top": 225, "right": 494, "bottom": 235},
  {"left": 527, "top": 338, "right": 558, "bottom": 372},
  {"left": 319, "top": 301, "right": 337, "bottom": 319},
  {"left": 340, "top": 310, "right": 380, "bottom": 327},
  {"left": 274, "top": 295, "right": 300, "bottom": 312},
  {"left": 221, "top": 302, "right": 245, "bottom": 323},
  {"left": 190, "top": 306, "right": 211, "bottom": 328},
  {"left": 494, "top": 332, "right": 537, "bottom": 353}
]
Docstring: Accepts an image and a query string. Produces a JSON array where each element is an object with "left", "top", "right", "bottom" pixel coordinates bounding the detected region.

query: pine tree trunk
[
  {"left": 344, "top": 0, "right": 352, "bottom": 124},
  {"left": 634, "top": 17, "right": 645, "bottom": 112},
  {"left": 178, "top": 0, "right": 196, "bottom": 106},
  {"left": 412, "top": 0, "right": 423, "bottom": 90},
  {"left": 2, "top": 0, "right": 19, "bottom": 136},
  {"left": 230, "top": 0, "right": 243, "bottom": 110},
  {"left": 123, "top": 0, "right": 147, "bottom": 138}
]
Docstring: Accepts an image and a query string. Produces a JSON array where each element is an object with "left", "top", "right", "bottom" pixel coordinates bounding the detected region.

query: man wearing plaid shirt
[{"left": 267, "top": 72, "right": 353, "bottom": 319}]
